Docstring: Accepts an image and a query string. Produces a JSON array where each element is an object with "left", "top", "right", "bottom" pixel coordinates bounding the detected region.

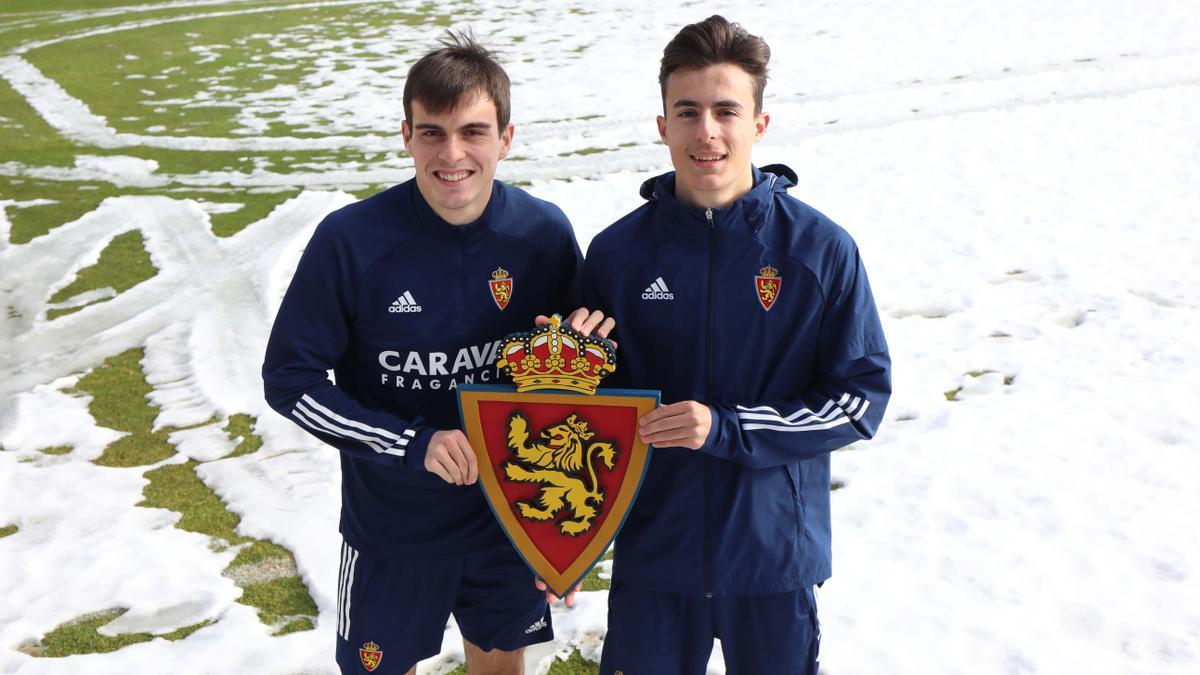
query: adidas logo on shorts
[
  {"left": 524, "top": 616, "right": 548, "bottom": 634},
  {"left": 389, "top": 291, "right": 422, "bottom": 313},
  {"left": 641, "top": 276, "right": 674, "bottom": 300}
]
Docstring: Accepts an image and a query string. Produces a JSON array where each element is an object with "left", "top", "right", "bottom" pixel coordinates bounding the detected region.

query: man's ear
[
  {"left": 656, "top": 115, "right": 667, "bottom": 143},
  {"left": 754, "top": 112, "right": 770, "bottom": 142},
  {"left": 498, "top": 123, "right": 515, "bottom": 160},
  {"left": 401, "top": 120, "right": 413, "bottom": 153}
]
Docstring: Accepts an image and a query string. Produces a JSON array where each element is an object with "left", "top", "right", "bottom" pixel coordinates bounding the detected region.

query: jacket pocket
[{"left": 783, "top": 463, "right": 804, "bottom": 540}]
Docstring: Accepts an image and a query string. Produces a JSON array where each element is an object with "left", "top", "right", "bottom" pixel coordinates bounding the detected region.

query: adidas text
[
  {"left": 642, "top": 277, "right": 674, "bottom": 300},
  {"left": 524, "top": 617, "right": 548, "bottom": 634}
]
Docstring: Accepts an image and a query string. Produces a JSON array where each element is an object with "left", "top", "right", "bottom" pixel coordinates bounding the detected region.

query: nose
[
  {"left": 439, "top": 135, "right": 467, "bottom": 163},
  {"left": 694, "top": 112, "right": 717, "bottom": 141}
]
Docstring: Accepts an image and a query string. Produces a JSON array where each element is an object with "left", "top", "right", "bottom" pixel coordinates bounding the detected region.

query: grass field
[{"left": 0, "top": 2, "right": 609, "bottom": 672}]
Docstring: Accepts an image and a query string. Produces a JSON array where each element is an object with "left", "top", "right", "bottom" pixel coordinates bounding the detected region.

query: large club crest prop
[{"left": 458, "top": 315, "right": 659, "bottom": 597}]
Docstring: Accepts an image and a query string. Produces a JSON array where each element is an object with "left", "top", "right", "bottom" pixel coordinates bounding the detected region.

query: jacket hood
[{"left": 637, "top": 164, "right": 797, "bottom": 236}]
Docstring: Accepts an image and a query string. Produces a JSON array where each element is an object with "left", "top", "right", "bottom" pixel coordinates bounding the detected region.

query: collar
[
  {"left": 408, "top": 179, "right": 504, "bottom": 239},
  {"left": 639, "top": 164, "right": 796, "bottom": 239}
]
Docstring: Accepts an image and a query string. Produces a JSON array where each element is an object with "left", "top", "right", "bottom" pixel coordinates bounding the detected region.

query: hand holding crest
[
  {"left": 425, "top": 429, "right": 479, "bottom": 485},
  {"left": 536, "top": 307, "right": 617, "bottom": 349},
  {"left": 638, "top": 401, "right": 713, "bottom": 450}
]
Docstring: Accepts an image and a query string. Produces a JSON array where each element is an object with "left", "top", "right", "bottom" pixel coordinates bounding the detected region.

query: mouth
[
  {"left": 433, "top": 169, "right": 473, "bottom": 184},
  {"left": 689, "top": 152, "right": 727, "bottom": 168}
]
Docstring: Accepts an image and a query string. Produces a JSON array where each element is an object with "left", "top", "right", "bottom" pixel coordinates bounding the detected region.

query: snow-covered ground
[{"left": 2, "top": 1, "right": 1199, "bottom": 673}]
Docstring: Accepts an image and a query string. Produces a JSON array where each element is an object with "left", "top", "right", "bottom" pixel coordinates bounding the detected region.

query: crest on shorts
[
  {"left": 359, "top": 641, "right": 382, "bottom": 672},
  {"left": 458, "top": 316, "right": 658, "bottom": 598},
  {"left": 755, "top": 264, "right": 782, "bottom": 311},
  {"left": 488, "top": 267, "right": 514, "bottom": 310}
]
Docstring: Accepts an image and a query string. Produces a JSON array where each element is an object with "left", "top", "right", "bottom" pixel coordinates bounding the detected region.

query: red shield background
[
  {"left": 458, "top": 386, "right": 657, "bottom": 597},
  {"left": 488, "top": 278, "right": 513, "bottom": 310},
  {"left": 756, "top": 275, "right": 781, "bottom": 311}
]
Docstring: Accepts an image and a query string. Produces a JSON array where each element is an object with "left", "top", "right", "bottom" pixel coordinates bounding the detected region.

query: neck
[{"left": 675, "top": 172, "right": 753, "bottom": 210}]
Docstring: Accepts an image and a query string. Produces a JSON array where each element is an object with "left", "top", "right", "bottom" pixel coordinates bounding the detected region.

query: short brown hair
[
  {"left": 659, "top": 15, "right": 770, "bottom": 114},
  {"left": 403, "top": 30, "right": 511, "bottom": 132}
]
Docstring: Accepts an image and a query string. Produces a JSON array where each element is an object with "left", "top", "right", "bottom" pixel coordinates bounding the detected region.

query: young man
[
  {"left": 264, "top": 33, "right": 605, "bottom": 675},
  {"left": 582, "top": 16, "right": 892, "bottom": 675}
]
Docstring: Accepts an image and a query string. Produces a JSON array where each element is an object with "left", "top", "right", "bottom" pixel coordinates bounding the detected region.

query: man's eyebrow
[
  {"left": 414, "top": 121, "right": 494, "bottom": 131},
  {"left": 671, "top": 99, "right": 745, "bottom": 109}
]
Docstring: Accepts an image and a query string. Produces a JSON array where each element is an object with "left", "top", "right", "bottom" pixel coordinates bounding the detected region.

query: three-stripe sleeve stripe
[
  {"left": 291, "top": 394, "right": 409, "bottom": 456},
  {"left": 737, "top": 393, "right": 872, "bottom": 432}
]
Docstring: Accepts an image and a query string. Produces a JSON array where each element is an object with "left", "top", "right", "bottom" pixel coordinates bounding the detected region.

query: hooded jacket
[
  {"left": 582, "top": 165, "right": 890, "bottom": 595},
  {"left": 263, "top": 179, "right": 581, "bottom": 558}
]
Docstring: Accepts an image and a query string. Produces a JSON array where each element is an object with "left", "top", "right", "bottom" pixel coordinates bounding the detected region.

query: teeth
[
  {"left": 437, "top": 171, "right": 470, "bottom": 182},
  {"left": 694, "top": 155, "right": 724, "bottom": 161}
]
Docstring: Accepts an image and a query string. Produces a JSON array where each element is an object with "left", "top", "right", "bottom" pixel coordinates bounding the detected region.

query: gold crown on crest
[
  {"left": 496, "top": 315, "right": 616, "bottom": 395},
  {"left": 758, "top": 265, "right": 779, "bottom": 277},
  {"left": 491, "top": 267, "right": 511, "bottom": 280}
]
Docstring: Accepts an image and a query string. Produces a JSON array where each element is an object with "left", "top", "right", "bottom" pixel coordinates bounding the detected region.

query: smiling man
[
  {"left": 582, "top": 15, "right": 892, "bottom": 674},
  {"left": 263, "top": 32, "right": 607, "bottom": 675}
]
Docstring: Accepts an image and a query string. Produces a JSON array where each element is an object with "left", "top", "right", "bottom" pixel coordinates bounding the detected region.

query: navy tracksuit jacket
[
  {"left": 262, "top": 180, "right": 581, "bottom": 558},
  {"left": 582, "top": 165, "right": 891, "bottom": 595}
]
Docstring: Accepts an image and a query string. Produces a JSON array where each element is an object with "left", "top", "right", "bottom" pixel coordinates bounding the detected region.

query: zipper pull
[{"left": 705, "top": 208, "right": 714, "bottom": 227}]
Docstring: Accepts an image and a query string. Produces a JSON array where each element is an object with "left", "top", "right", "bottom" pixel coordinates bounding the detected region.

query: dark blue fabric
[
  {"left": 599, "top": 583, "right": 820, "bottom": 675},
  {"left": 583, "top": 165, "right": 890, "bottom": 595},
  {"left": 264, "top": 180, "right": 582, "bottom": 557},
  {"left": 334, "top": 541, "right": 552, "bottom": 674}
]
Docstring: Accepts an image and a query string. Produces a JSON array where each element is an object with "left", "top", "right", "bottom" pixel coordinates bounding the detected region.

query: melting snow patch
[{"left": 74, "top": 154, "right": 160, "bottom": 182}]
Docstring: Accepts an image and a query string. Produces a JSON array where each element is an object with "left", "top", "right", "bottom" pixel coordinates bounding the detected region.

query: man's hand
[
  {"left": 535, "top": 578, "right": 583, "bottom": 608},
  {"left": 424, "top": 430, "right": 478, "bottom": 485},
  {"left": 639, "top": 401, "right": 712, "bottom": 450},
  {"left": 535, "top": 307, "right": 616, "bottom": 347}
]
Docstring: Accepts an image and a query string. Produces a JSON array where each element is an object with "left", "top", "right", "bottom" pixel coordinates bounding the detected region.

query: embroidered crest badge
[
  {"left": 755, "top": 264, "right": 782, "bottom": 311},
  {"left": 457, "top": 315, "right": 659, "bottom": 598},
  {"left": 359, "top": 641, "right": 382, "bottom": 672},
  {"left": 489, "top": 267, "right": 514, "bottom": 310}
]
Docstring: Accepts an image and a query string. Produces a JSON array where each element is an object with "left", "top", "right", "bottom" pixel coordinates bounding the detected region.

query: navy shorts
[
  {"left": 334, "top": 540, "right": 552, "bottom": 674},
  {"left": 599, "top": 582, "right": 820, "bottom": 675}
]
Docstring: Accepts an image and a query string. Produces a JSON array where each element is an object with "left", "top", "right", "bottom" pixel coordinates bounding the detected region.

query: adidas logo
[
  {"left": 388, "top": 291, "right": 422, "bottom": 313},
  {"left": 641, "top": 276, "right": 674, "bottom": 300},
  {"left": 524, "top": 616, "right": 548, "bottom": 634}
]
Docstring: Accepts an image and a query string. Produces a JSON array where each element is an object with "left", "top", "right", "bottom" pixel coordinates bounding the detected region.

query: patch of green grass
[
  {"left": 47, "top": 229, "right": 157, "bottom": 319},
  {"left": 240, "top": 576, "right": 319, "bottom": 634},
  {"left": 209, "top": 190, "right": 298, "bottom": 237},
  {"left": 0, "top": 178, "right": 119, "bottom": 244},
  {"left": 275, "top": 617, "right": 315, "bottom": 635},
  {"left": 557, "top": 147, "right": 609, "bottom": 157},
  {"left": 36, "top": 610, "right": 153, "bottom": 657},
  {"left": 39, "top": 445, "right": 72, "bottom": 455},
  {"left": 547, "top": 649, "right": 600, "bottom": 674},
  {"left": 0, "top": 524, "right": 18, "bottom": 539},
  {"left": 33, "top": 609, "right": 213, "bottom": 658},
  {"left": 23, "top": 4, "right": 434, "bottom": 140},
  {"left": 943, "top": 387, "right": 961, "bottom": 401},
  {"left": 0, "top": 75, "right": 80, "bottom": 170},
  {"left": 229, "top": 539, "right": 291, "bottom": 568},
  {"left": 70, "top": 348, "right": 176, "bottom": 467},
  {"left": 141, "top": 460, "right": 249, "bottom": 543},
  {"left": 223, "top": 414, "right": 263, "bottom": 459}
]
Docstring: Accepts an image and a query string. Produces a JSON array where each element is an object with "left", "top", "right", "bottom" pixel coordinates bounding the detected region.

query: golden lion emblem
[{"left": 503, "top": 412, "right": 617, "bottom": 536}]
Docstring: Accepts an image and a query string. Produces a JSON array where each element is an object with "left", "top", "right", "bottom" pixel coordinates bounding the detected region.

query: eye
[{"left": 677, "top": 109, "right": 697, "bottom": 118}]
